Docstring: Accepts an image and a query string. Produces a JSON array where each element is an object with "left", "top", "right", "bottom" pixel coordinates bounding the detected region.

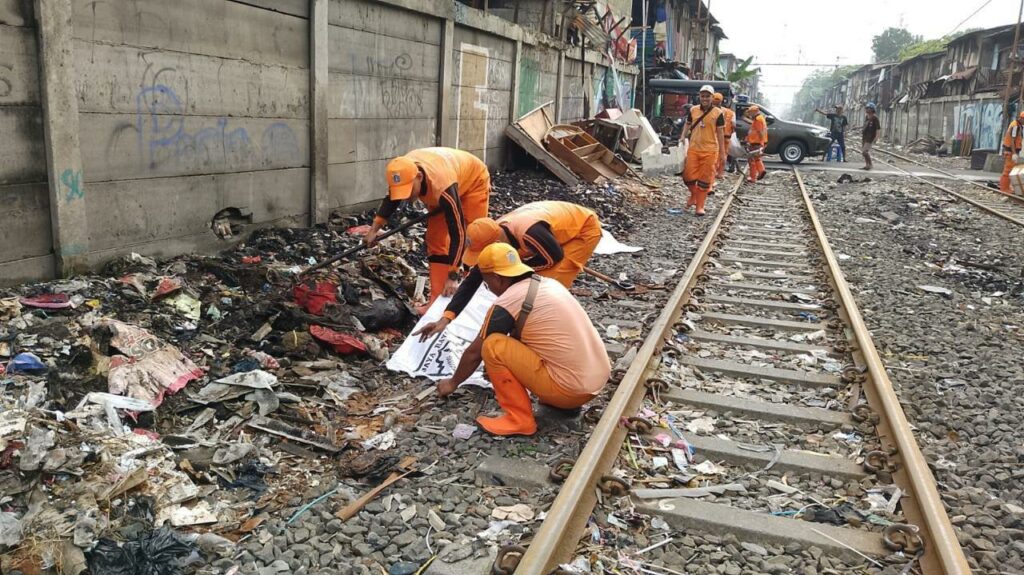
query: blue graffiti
[
  {"left": 135, "top": 85, "right": 300, "bottom": 169},
  {"left": 60, "top": 169, "right": 83, "bottom": 201}
]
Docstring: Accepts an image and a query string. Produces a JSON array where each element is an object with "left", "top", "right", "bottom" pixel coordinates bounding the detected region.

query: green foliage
[
  {"left": 897, "top": 29, "right": 980, "bottom": 61},
  {"left": 727, "top": 56, "right": 760, "bottom": 83},
  {"left": 872, "top": 27, "right": 921, "bottom": 63},
  {"left": 791, "top": 66, "right": 858, "bottom": 125}
]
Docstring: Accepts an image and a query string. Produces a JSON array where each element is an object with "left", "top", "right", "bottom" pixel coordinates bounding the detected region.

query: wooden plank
[
  {"left": 546, "top": 134, "right": 602, "bottom": 182},
  {"left": 686, "top": 330, "right": 832, "bottom": 355},
  {"left": 680, "top": 357, "right": 842, "bottom": 387},
  {"left": 505, "top": 123, "right": 578, "bottom": 186}
]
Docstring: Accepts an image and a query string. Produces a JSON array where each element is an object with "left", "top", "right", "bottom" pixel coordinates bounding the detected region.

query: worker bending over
[
  {"left": 680, "top": 85, "right": 726, "bottom": 215},
  {"left": 436, "top": 244, "right": 610, "bottom": 436},
  {"left": 365, "top": 147, "right": 490, "bottom": 308},
  {"left": 713, "top": 92, "right": 736, "bottom": 177},
  {"left": 415, "top": 201, "right": 602, "bottom": 339},
  {"left": 745, "top": 105, "right": 768, "bottom": 183},
  {"left": 1000, "top": 110, "right": 1024, "bottom": 193}
]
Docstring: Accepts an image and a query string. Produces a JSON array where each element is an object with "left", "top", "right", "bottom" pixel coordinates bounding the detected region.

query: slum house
[
  {"left": 717, "top": 52, "right": 762, "bottom": 101},
  {"left": 868, "top": 24, "right": 1019, "bottom": 156},
  {"left": 839, "top": 63, "right": 897, "bottom": 136},
  {"left": 0, "top": 0, "right": 638, "bottom": 286},
  {"left": 630, "top": 0, "right": 725, "bottom": 77}
]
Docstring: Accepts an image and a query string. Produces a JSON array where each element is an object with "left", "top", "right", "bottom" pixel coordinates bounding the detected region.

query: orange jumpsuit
[
  {"left": 497, "top": 201, "right": 602, "bottom": 287},
  {"left": 1000, "top": 120, "right": 1022, "bottom": 193},
  {"left": 717, "top": 107, "right": 736, "bottom": 176},
  {"left": 683, "top": 105, "right": 725, "bottom": 214},
  {"left": 374, "top": 148, "right": 490, "bottom": 304},
  {"left": 746, "top": 113, "right": 768, "bottom": 183}
]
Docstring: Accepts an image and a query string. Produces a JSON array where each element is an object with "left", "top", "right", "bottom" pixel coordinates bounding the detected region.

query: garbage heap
[{"left": 0, "top": 170, "right": 668, "bottom": 574}]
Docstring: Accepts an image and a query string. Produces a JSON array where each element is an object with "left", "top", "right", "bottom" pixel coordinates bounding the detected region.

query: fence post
[
  {"left": 34, "top": 0, "right": 89, "bottom": 276},
  {"left": 437, "top": 19, "right": 455, "bottom": 146}
]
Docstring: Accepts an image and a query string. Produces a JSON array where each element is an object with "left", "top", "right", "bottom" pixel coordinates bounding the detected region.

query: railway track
[
  {"left": 851, "top": 144, "right": 1024, "bottom": 227},
  {"left": 503, "top": 170, "right": 971, "bottom": 574}
]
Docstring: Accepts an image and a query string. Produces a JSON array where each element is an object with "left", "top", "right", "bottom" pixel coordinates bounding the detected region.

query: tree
[
  {"left": 872, "top": 27, "right": 921, "bottom": 63},
  {"left": 791, "top": 66, "right": 858, "bottom": 124},
  {"left": 727, "top": 56, "right": 760, "bottom": 83}
]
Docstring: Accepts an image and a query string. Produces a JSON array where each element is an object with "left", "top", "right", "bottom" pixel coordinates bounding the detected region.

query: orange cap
[
  {"left": 712, "top": 93, "right": 724, "bottom": 104},
  {"left": 385, "top": 156, "right": 418, "bottom": 200},
  {"left": 462, "top": 218, "right": 502, "bottom": 266},
  {"left": 477, "top": 243, "right": 533, "bottom": 277}
]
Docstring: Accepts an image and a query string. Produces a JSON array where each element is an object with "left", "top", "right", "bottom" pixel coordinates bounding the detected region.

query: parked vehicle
[
  {"left": 733, "top": 102, "right": 831, "bottom": 164},
  {"left": 645, "top": 80, "right": 830, "bottom": 164}
]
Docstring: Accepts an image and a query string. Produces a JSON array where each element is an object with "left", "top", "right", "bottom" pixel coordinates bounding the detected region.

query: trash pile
[
  {"left": 0, "top": 212, "right": 433, "bottom": 573},
  {"left": 0, "top": 169, "right": 671, "bottom": 574}
]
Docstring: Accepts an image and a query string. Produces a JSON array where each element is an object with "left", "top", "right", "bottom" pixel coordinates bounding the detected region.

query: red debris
[
  {"left": 19, "top": 293, "right": 71, "bottom": 309},
  {"left": 347, "top": 224, "right": 372, "bottom": 236},
  {"left": 152, "top": 277, "right": 184, "bottom": 300},
  {"left": 242, "top": 256, "right": 262, "bottom": 264},
  {"left": 309, "top": 325, "right": 367, "bottom": 355},
  {"left": 293, "top": 281, "right": 339, "bottom": 316}
]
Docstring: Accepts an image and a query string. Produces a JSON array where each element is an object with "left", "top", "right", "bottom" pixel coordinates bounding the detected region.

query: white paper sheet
[
  {"left": 595, "top": 229, "right": 643, "bottom": 255},
  {"left": 386, "top": 287, "right": 496, "bottom": 388}
]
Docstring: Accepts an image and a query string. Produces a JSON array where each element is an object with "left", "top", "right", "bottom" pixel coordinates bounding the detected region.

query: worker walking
[
  {"left": 861, "top": 103, "right": 881, "bottom": 171},
  {"left": 744, "top": 105, "right": 768, "bottom": 183},
  {"left": 714, "top": 92, "right": 737, "bottom": 177},
  {"left": 435, "top": 244, "right": 610, "bottom": 436},
  {"left": 681, "top": 85, "right": 726, "bottom": 215},
  {"left": 364, "top": 147, "right": 490, "bottom": 310},
  {"left": 1000, "top": 110, "right": 1024, "bottom": 193},
  {"left": 414, "top": 201, "right": 602, "bottom": 339}
]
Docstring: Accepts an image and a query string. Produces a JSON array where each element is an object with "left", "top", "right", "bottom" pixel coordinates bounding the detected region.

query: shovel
[
  {"left": 584, "top": 266, "right": 636, "bottom": 290},
  {"left": 297, "top": 209, "right": 438, "bottom": 279}
]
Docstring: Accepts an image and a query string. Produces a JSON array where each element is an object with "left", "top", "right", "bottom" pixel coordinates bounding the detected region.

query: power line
[
  {"left": 946, "top": 0, "right": 994, "bottom": 37},
  {"left": 752, "top": 62, "right": 868, "bottom": 67}
]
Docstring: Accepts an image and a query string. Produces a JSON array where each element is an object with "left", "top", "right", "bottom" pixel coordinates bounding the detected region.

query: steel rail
[
  {"left": 793, "top": 168, "right": 972, "bottom": 574},
  {"left": 849, "top": 145, "right": 1024, "bottom": 228},
  {"left": 513, "top": 175, "right": 746, "bottom": 574},
  {"left": 872, "top": 144, "right": 1024, "bottom": 206}
]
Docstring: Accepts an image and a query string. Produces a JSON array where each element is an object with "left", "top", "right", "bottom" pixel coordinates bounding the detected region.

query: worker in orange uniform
[
  {"left": 436, "top": 243, "right": 610, "bottom": 436},
  {"left": 1000, "top": 110, "right": 1024, "bottom": 193},
  {"left": 364, "top": 147, "right": 490, "bottom": 309},
  {"left": 413, "top": 201, "right": 602, "bottom": 340},
  {"left": 744, "top": 105, "right": 768, "bottom": 183},
  {"left": 680, "top": 85, "right": 726, "bottom": 216},
  {"left": 713, "top": 92, "right": 736, "bottom": 178}
]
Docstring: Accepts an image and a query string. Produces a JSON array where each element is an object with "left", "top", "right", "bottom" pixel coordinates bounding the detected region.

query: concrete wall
[
  {"left": 0, "top": 0, "right": 51, "bottom": 283},
  {"left": 0, "top": 0, "right": 636, "bottom": 286},
  {"left": 886, "top": 94, "right": 1003, "bottom": 152}
]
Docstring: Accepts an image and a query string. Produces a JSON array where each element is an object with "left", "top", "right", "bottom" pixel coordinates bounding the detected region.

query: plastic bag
[
  {"left": 728, "top": 133, "right": 748, "bottom": 159},
  {"left": 87, "top": 526, "right": 197, "bottom": 575}
]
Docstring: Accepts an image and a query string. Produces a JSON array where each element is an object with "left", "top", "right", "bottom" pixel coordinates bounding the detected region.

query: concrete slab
[
  {"left": 712, "top": 281, "right": 818, "bottom": 294},
  {"left": 709, "top": 268, "right": 816, "bottom": 282},
  {"left": 633, "top": 498, "right": 887, "bottom": 561},
  {"left": 703, "top": 294, "right": 821, "bottom": 313},
  {"left": 474, "top": 455, "right": 552, "bottom": 491},
  {"left": 686, "top": 330, "right": 832, "bottom": 355},
  {"left": 725, "top": 246, "right": 809, "bottom": 258},
  {"left": 640, "top": 145, "right": 683, "bottom": 176},
  {"left": 701, "top": 311, "right": 826, "bottom": 331},
  {"left": 718, "top": 257, "right": 813, "bottom": 270},
  {"left": 680, "top": 357, "right": 842, "bottom": 387},
  {"left": 677, "top": 432, "right": 863, "bottom": 478},
  {"left": 663, "top": 388, "right": 851, "bottom": 427}
]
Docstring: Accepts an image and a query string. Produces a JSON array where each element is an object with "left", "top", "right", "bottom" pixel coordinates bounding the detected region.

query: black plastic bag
[{"left": 87, "top": 526, "right": 195, "bottom": 575}]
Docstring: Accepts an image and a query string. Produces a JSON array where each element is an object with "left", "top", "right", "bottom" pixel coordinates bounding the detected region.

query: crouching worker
[
  {"left": 414, "top": 201, "right": 601, "bottom": 339},
  {"left": 436, "top": 244, "right": 610, "bottom": 436}
]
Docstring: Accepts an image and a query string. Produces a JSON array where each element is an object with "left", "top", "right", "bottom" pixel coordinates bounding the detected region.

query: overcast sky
[{"left": 713, "top": 0, "right": 1022, "bottom": 118}]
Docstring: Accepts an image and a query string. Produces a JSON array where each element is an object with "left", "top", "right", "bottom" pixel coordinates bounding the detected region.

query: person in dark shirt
[
  {"left": 815, "top": 105, "right": 848, "bottom": 161},
  {"left": 861, "top": 103, "right": 881, "bottom": 171}
]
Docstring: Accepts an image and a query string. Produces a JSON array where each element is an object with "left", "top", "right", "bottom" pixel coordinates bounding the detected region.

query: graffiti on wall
[
  {"left": 134, "top": 83, "right": 300, "bottom": 170},
  {"left": 953, "top": 100, "right": 1003, "bottom": 150},
  {"left": 455, "top": 43, "right": 489, "bottom": 160}
]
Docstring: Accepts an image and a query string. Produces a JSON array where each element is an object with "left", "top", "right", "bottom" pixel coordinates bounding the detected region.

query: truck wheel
[{"left": 780, "top": 140, "right": 806, "bottom": 164}]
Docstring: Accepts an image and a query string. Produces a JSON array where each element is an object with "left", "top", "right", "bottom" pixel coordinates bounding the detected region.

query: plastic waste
[
  {"left": 86, "top": 526, "right": 196, "bottom": 575},
  {"left": 7, "top": 352, "right": 47, "bottom": 374},
  {"left": 309, "top": 325, "right": 367, "bottom": 355}
]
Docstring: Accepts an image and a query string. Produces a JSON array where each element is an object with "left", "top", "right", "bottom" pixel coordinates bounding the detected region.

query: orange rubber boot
[{"left": 477, "top": 368, "right": 537, "bottom": 436}]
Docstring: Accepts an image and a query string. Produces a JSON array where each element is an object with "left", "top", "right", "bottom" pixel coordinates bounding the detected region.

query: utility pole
[{"left": 1003, "top": 0, "right": 1023, "bottom": 126}]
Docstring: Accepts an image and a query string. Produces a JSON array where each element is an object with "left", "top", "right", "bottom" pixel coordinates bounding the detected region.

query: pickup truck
[{"left": 733, "top": 102, "right": 831, "bottom": 164}]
